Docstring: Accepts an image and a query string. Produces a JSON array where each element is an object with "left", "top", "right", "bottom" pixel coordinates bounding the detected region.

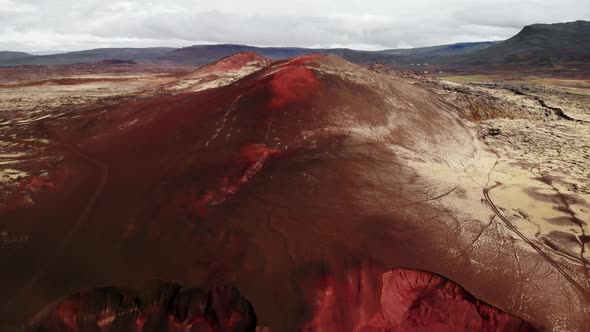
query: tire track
[
  {"left": 478, "top": 126, "right": 590, "bottom": 302},
  {"left": 483, "top": 182, "right": 590, "bottom": 302}
]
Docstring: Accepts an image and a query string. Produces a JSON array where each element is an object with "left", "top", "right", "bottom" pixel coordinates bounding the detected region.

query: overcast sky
[{"left": 1, "top": 0, "right": 589, "bottom": 53}]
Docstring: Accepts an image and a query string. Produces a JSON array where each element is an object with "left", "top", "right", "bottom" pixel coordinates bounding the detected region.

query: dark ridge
[
  {"left": 99, "top": 59, "right": 137, "bottom": 65},
  {"left": 0, "top": 48, "right": 177, "bottom": 67},
  {"left": 451, "top": 20, "right": 590, "bottom": 67}
]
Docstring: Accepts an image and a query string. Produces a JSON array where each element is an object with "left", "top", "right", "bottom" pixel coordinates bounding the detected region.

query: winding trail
[
  {"left": 478, "top": 125, "right": 590, "bottom": 303},
  {"left": 483, "top": 182, "right": 590, "bottom": 302}
]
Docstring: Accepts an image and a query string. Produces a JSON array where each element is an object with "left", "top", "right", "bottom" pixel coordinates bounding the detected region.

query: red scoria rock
[{"left": 358, "top": 269, "right": 536, "bottom": 331}]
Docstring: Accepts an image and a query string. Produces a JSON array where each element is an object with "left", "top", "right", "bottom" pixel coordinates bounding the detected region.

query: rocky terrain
[
  {"left": 0, "top": 53, "right": 589, "bottom": 331},
  {"left": 30, "top": 269, "right": 533, "bottom": 331}
]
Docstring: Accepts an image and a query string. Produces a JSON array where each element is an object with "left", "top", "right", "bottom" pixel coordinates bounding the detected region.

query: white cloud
[{"left": 1, "top": 0, "right": 589, "bottom": 52}]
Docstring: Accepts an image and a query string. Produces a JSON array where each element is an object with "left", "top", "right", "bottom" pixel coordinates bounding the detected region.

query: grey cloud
[{"left": 1, "top": 0, "right": 589, "bottom": 52}]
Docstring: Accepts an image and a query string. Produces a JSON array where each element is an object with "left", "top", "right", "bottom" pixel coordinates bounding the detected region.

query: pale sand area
[
  {"left": 386, "top": 119, "right": 589, "bottom": 330},
  {"left": 407, "top": 80, "right": 590, "bottom": 298}
]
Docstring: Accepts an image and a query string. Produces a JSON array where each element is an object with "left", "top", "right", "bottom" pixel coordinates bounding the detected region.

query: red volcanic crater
[
  {"left": 268, "top": 67, "right": 319, "bottom": 110},
  {"left": 1, "top": 54, "right": 545, "bottom": 331}
]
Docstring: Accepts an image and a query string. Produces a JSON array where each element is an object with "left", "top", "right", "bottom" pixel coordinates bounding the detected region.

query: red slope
[
  {"left": 31, "top": 269, "right": 532, "bottom": 331},
  {"left": 0, "top": 55, "right": 550, "bottom": 330}
]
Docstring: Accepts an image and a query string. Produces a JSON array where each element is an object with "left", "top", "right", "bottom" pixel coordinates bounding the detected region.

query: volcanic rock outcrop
[
  {"left": 29, "top": 269, "right": 533, "bottom": 332},
  {"left": 1, "top": 54, "right": 588, "bottom": 331},
  {"left": 159, "top": 52, "right": 272, "bottom": 94},
  {"left": 30, "top": 285, "right": 257, "bottom": 331}
]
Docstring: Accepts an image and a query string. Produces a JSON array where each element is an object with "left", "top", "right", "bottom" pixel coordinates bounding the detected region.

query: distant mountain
[
  {"left": 0, "top": 43, "right": 500, "bottom": 67},
  {"left": 454, "top": 20, "right": 590, "bottom": 66},
  {"left": 0, "top": 51, "right": 34, "bottom": 63},
  {"left": 2, "top": 20, "right": 588, "bottom": 68},
  {"left": 158, "top": 42, "right": 498, "bottom": 66},
  {"left": 0, "top": 48, "right": 177, "bottom": 67},
  {"left": 383, "top": 42, "right": 498, "bottom": 58},
  {"left": 159, "top": 44, "right": 313, "bottom": 64},
  {"left": 159, "top": 44, "right": 382, "bottom": 65}
]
